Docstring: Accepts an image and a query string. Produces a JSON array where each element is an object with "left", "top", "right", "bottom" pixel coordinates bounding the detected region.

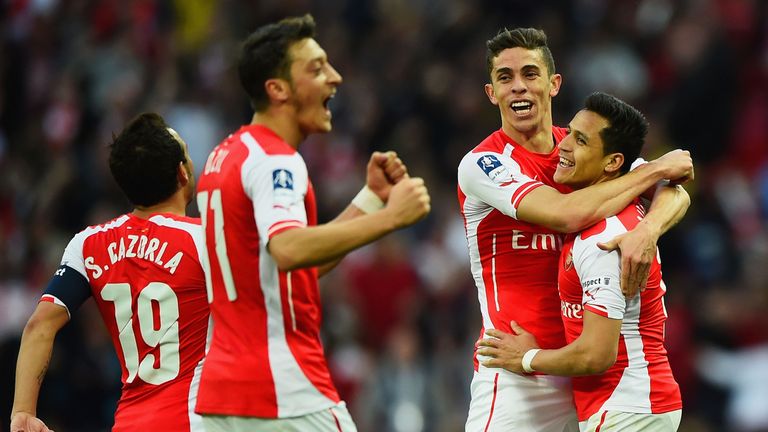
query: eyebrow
[
  {"left": 566, "top": 124, "right": 589, "bottom": 142},
  {"left": 574, "top": 130, "right": 589, "bottom": 142},
  {"left": 521, "top": 64, "right": 541, "bottom": 72},
  {"left": 494, "top": 64, "right": 541, "bottom": 77}
]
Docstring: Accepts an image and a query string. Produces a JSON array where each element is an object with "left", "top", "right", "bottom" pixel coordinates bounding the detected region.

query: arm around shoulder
[
  {"left": 515, "top": 185, "right": 597, "bottom": 233},
  {"left": 516, "top": 160, "right": 675, "bottom": 233}
]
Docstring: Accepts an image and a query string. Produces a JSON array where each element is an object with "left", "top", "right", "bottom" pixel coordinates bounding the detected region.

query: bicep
[
  {"left": 28, "top": 301, "right": 70, "bottom": 331},
  {"left": 514, "top": 185, "right": 573, "bottom": 231},
  {"left": 458, "top": 153, "right": 542, "bottom": 220},
  {"left": 578, "top": 310, "right": 622, "bottom": 360}
]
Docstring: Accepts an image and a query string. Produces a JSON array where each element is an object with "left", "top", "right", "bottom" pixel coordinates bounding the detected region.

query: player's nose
[{"left": 327, "top": 63, "right": 342, "bottom": 85}]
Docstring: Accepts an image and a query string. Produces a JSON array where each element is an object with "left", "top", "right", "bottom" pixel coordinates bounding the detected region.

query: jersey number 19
[{"left": 101, "top": 282, "right": 180, "bottom": 385}]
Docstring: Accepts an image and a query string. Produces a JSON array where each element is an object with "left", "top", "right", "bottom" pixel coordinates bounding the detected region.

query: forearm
[
  {"left": 317, "top": 204, "right": 366, "bottom": 276},
  {"left": 12, "top": 327, "right": 56, "bottom": 417},
  {"left": 531, "top": 340, "right": 613, "bottom": 377},
  {"left": 640, "top": 184, "right": 690, "bottom": 238},
  {"left": 269, "top": 210, "right": 397, "bottom": 271},
  {"left": 518, "top": 162, "right": 667, "bottom": 232},
  {"left": 531, "top": 312, "right": 619, "bottom": 376}
]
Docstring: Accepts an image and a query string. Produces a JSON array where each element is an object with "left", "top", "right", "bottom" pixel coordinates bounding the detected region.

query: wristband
[
  {"left": 521, "top": 348, "right": 541, "bottom": 373},
  {"left": 352, "top": 186, "right": 385, "bottom": 214}
]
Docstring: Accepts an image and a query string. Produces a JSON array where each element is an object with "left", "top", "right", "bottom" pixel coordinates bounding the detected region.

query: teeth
[
  {"left": 511, "top": 101, "right": 532, "bottom": 113},
  {"left": 559, "top": 157, "right": 574, "bottom": 167}
]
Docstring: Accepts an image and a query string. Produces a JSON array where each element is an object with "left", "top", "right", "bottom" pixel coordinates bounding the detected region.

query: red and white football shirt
[
  {"left": 558, "top": 200, "right": 682, "bottom": 421},
  {"left": 44, "top": 213, "right": 210, "bottom": 431},
  {"left": 458, "top": 127, "right": 571, "bottom": 371},
  {"left": 195, "top": 125, "right": 340, "bottom": 418}
]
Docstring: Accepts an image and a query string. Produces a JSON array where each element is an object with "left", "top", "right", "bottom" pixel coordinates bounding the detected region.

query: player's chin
[
  {"left": 553, "top": 168, "right": 569, "bottom": 185},
  {"left": 507, "top": 116, "right": 537, "bottom": 132},
  {"left": 317, "top": 119, "right": 333, "bottom": 133}
]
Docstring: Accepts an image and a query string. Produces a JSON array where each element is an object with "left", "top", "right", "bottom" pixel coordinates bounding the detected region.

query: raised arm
[
  {"left": 11, "top": 302, "right": 68, "bottom": 432},
  {"left": 516, "top": 150, "right": 692, "bottom": 233},
  {"left": 316, "top": 151, "right": 409, "bottom": 276},
  {"left": 268, "top": 176, "right": 430, "bottom": 271}
]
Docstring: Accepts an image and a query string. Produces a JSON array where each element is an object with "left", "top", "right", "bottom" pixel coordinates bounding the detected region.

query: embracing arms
[
  {"left": 517, "top": 151, "right": 692, "bottom": 295},
  {"left": 516, "top": 150, "right": 692, "bottom": 234},
  {"left": 478, "top": 316, "right": 621, "bottom": 376}
]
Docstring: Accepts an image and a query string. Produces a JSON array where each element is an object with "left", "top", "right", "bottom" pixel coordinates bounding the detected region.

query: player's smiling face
[
  {"left": 286, "top": 38, "right": 342, "bottom": 135},
  {"left": 554, "top": 109, "right": 614, "bottom": 189},
  {"left": 485, "top": 47, "right": 561, "bottom": 138}
]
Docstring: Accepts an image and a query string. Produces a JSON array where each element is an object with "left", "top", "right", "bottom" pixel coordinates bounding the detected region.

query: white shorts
[
  {"left": 465, "top": 370, "right": 579, "bottom": 432},
  {"left": 201, "top": 403, "right": 357, "bottom": 432},
  {"left": 579, "top": 409, "right": 682, "bottom": 432}
]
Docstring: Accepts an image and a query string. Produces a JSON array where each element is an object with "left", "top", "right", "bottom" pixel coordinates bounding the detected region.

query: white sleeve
[
  {"left": 572, "top": 223, "right": 626, "bottom": 320},
  {"left": 60, "top": 231, "right": 88, "bottom": 279},
  {"left": 630, "top": 157, "right": 648, "bottom": 171},
  {"left": 242, "top": 153, "right": 309, "bottom": 245},
  {"left": 42, "top": 231, "right": 92, "bottom": 317},
  {"left": 457, "top": 151, "right": 544, "bottom": 219}
]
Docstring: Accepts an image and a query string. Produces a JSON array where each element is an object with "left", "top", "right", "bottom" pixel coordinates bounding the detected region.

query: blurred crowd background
[{"left": 1, "top": 0, "right": 767, "bottom": 431}]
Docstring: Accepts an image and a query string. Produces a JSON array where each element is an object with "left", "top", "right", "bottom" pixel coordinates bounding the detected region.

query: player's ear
[
  {"left": 265, "top": 78, "right": 291, "bottom": 104},
  {"left": 549, "top": 73, "right": 562, "bottom": 97},
  {"left": 603, "top": 153, "right": 625, "bottom": 174},
  {"left": 177, "top": 161, "right": 190, "bottom": 186},
  {"left": 485, "top": 83, "right": 499, "bottom": 106}
]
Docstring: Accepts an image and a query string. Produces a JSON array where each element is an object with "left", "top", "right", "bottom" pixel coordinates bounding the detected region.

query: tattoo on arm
[{"left": 36, "top": 360, "right": 49, "bottom": 386}]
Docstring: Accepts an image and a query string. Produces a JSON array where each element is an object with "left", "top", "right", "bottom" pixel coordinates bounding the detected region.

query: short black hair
[
  {"left": 238, "top": 14, "right": 316, "bottom": 112},
  {"left": 585, "top": 92, "right": 649, "bottom": 174},
  {"left": 109, "top": 113, "right": 185, "bottom": 207},
  {"left": 486, "top": 27, "right": 555, "bottom": 77}
]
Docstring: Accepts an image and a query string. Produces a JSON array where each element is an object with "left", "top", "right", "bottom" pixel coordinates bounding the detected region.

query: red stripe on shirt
[
  {"left": 330, "top": 408, "right": 342, "bottom": 431},
  {"left": 510, "top": 181, "right": 543, "bottom": 209},
  {"left": 483, "top": 373, "right": 500, "bottom": 432},
  {"left": 595, "top": 411, "right": 608, "bottom": 432}
]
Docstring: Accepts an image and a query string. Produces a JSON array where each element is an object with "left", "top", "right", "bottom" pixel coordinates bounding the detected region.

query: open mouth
[
  {"left": 511, "top": 101, "right": 533, "bottom": 115},
  {"left": 559, "top": 156, "right": 574, "bottom": 168},
  {"left": 323, "top": 92, "right": 336, "bottom": 111}
]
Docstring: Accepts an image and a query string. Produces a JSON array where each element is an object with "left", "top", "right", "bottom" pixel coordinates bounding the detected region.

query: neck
[
  {"left": 132, "top": 192, "right": 187, "bottom": 219},
  {"left": 502, "top": 124, "right": 555, "bottom": 154},
  {"left": 251, "top": 108, "right": 305, "bottom": 149},
  {"left": 579, "top": 171, "right": 622, "bottom": 190}
]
